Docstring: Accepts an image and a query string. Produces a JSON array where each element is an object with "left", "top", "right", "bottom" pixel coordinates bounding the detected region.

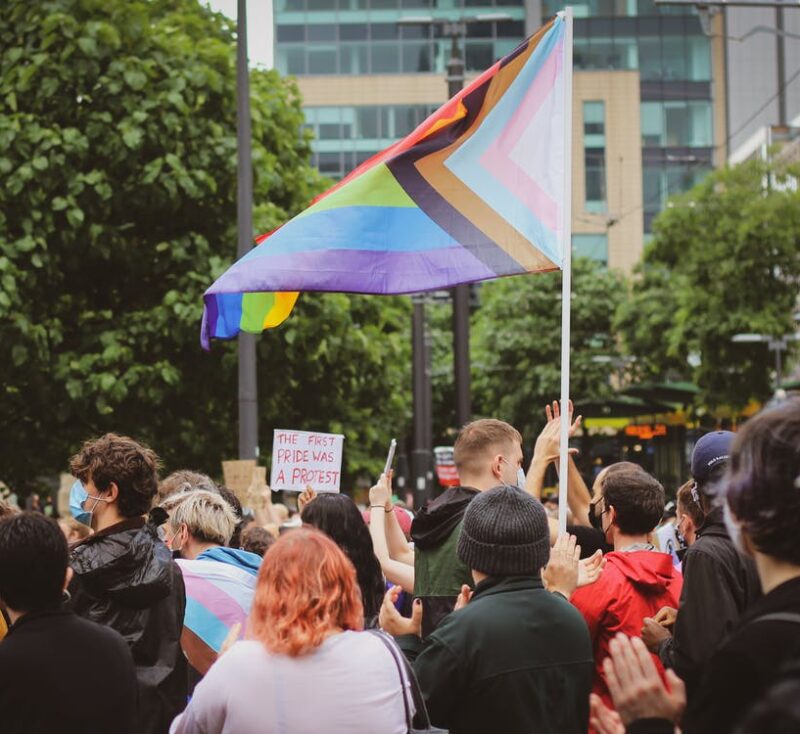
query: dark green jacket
[
  {"left": 412, "top": 486, "right": 478, "bottom": 637},
  {"left": 406, "top": 576, "right": 593, "bottom": 734}
]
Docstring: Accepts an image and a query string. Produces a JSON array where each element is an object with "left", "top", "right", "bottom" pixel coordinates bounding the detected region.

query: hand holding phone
[{"left": 383, "top": 438, "right": 397, "bottom": 477}]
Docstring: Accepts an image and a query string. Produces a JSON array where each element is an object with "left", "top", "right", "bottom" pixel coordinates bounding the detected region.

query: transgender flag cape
[
  {"left": 201, "top": 12, "right": 570, "bottom": 348},
  {"left": 177, "top": 558, "right": 256, "bottom": 676}
]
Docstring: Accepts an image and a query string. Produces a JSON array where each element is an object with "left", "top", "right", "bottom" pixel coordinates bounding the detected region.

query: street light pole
[
  {"left": 446, "top": 28, "right": 472, "bottom": 430},
  {"left": 237, "top": 0, "right": 258, "bottom": 460},
  {"left": 411, "top": 295, "right": 433, "bottom": 510}
]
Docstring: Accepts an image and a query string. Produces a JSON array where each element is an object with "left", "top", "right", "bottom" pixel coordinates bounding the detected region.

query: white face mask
[
  {"left": 723, "top": 502, "right": 748, "bottom": 556},
  {"left": 501, "top": 457, "right": 525, "bottom": 490}
]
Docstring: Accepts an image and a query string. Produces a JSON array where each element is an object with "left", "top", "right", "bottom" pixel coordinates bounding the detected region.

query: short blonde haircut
[
  {"left": 162, "top": 490, "right": 236, "bottom": 546},
  {"left": 454, "top": 418, "right": 522, "bottom": 475}
]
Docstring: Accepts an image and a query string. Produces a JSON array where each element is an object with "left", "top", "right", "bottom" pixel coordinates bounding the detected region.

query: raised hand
[
  {"left": 533, "top": 400, "right": 582, "bottom": 465},
  {"left": 247, "top": 469, "right": 271, "bottom": 510},
  {"left": 603, "top": 634, "right": 686, "bottom": 725},
  {"left": 369, "top": 472, "right": 392, "bottom": 511},
  {"left": 542, "top": 533, "right": 581, "bottom": 598},
  {"left": 297, "top": 485, "right": 317, "bottom": 514}
]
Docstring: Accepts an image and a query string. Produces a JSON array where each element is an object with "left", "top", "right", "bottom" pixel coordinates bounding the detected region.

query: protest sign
[
  {"left": 270, "top": 429, "right": 344, "bottom": 493},
  {"left": 434, "top": 446, "right": 460, "bottom": 487},
  {"left": 222, "top": 460, "right": 257, "bottom": 505}
]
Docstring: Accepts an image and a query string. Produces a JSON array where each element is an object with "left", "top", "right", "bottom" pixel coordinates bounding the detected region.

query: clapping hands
[
  {"left": 379, "top": 585, "right": 423, "bottom": 637},
  {"left": 603, "top": 634, "right": 686, "bottom": 726},
  {"left": 542, "top": 534, "right": 581, "bottom": 598}
]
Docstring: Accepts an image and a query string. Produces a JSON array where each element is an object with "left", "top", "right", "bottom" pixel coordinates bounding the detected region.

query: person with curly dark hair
[
  {"left": 67, "top": 433, "right": 187, "bottom": 734},
  {"left": 300, "top": 492, "right": 385, "bottom": 626}
]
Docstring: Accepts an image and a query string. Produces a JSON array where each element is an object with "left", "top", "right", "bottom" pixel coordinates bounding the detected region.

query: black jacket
[
  {"left": 404, "top": 575, "right": 594, "bottom": 734},
  {"left": 658, "top": 507, "right": 761, "bottom": 696},
  {"left": 0, "top": 607, "right": 136, "bottom": 734},
  {"left": 680, "top": 576, "right": 800, "bottom": 733},
  {"left": 69, "top": 517, "right": 187, "bottom": 734},
  {"left": 411, "top": 486, "right": 478, "bottom": 637}
]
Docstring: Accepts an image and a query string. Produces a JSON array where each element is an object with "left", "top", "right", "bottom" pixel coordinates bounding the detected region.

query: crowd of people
[{"left": 1, "top": 397, "right": 799, "bottom": 734}]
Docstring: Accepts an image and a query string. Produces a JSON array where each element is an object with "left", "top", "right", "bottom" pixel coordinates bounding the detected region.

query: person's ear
[
  {"left": 104, "top": 481, "right": 119, "bottom": 504},
  {"left": 490, "top": 455, "right": 504, "bottom": 480},
  {"left": 607, "top": 504, "right": 617, "bottom": 527},
  {"left": 63, "top": 566, "right": 74, "bottom": 593}
]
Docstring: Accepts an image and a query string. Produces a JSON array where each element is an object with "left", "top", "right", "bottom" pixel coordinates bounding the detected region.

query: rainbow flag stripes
[{"left": 202, "top": 13, "right": 569, "bottom": 348}]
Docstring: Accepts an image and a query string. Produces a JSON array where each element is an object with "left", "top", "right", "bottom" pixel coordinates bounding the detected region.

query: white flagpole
[{"left": 558, "top": 7, "right": 574, "bottom": 535}]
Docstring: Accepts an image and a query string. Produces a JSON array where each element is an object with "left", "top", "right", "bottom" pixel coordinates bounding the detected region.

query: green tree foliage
[
  {"left": 471, "top": 258, "right": 628, "bottom": 442},
  {"left": 0, "top": 0, "right": 409, "bottom": 489},
  {"left": 617, "top": 161, "right": 800, "bottom": 408},
  {"left": 614, "top": 262, "right": 687, "bottom": 382}
]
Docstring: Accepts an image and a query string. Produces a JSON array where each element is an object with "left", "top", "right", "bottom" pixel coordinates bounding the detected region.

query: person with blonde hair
[
  {"left": 412, "top": 417, "right": 526, "bottom": 636},
  {"left": 170, "top": 528, "right": 410, "bottom": 734},
  {"left": 160, "top": 491, "right": 261, "bottom": 684}
]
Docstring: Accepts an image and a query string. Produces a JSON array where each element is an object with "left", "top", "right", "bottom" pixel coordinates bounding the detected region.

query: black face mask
[{"left": 589, "top": 500, "right": 604, "bottom": 530}]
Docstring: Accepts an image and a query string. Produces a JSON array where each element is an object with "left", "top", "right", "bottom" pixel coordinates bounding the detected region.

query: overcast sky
[{"left": 205, "top": 0, "right": 274, "bottom": 69}]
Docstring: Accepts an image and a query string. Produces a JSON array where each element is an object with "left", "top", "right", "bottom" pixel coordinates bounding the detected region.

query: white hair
[{"left": 161, "top": 490, "right": 236, "bottom": 546}]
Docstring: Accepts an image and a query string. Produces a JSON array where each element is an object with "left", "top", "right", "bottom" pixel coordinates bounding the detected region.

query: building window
[
  {"left": 573, "top": 234, "right": 609, "bottom": 266},
  {"left": 641, "top": 101, "right": 712, "bottom": 148},
  {"left": 642, "top": 162, "right": 712, "bottom": 230},
  {"left": 583, "top": 101, "right": 607, "bottom": 214},
  {"left": 274, "top": 12, "right": 528, "bottom": 76},
  {"left": 305, "top": 104, "right": 440, "bottom": 178}
]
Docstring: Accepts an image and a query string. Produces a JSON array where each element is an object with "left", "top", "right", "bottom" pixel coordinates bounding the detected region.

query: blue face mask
[{"left": 69, "top": 480, "right": 107, "bottom": 527}]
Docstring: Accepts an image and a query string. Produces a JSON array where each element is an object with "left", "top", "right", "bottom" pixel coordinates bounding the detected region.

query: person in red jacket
[{"left": 571, "top": 464, "right": 682, "bottom": 714}]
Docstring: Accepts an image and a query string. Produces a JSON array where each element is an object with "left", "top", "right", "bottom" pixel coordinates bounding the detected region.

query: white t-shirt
[{"left": 171, "top": 631, "right": 410, "bottom": 734}]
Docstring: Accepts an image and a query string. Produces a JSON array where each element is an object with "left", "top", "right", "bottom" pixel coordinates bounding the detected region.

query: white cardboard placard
[{"left": 270, "top": 429, "right": 344, "bottom": 493}]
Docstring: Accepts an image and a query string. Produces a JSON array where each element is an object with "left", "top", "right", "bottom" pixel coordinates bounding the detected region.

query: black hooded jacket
[
  {"left": 69, "top": 517, "right": 187, "bottom": 734},
  {"left": 411, "top": 486, "right": 478, "bottom": 637},
  {"left": 658, "top": 506, "right": 761, "bottom": 697}
]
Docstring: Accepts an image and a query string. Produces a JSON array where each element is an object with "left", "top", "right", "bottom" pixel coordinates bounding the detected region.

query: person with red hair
[{"left": 170, "top": 527, "right": 410, "bottom": 734}]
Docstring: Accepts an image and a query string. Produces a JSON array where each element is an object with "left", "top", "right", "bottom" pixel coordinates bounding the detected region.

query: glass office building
[
  {"left": 275, "top": 0, "right": 721, "bottom": 267},
  {"left": 543, "top": 0, "right": 715, "bottom": 232}
]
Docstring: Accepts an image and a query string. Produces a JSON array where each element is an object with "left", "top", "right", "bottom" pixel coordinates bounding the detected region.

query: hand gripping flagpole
[{"left": 558, "top": 7, "right": 574, "bottom": 535}]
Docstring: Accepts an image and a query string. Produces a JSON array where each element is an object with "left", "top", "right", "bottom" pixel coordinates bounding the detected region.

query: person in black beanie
[{"left": 381, "top": 485, "right": 593, "bottom": 734}]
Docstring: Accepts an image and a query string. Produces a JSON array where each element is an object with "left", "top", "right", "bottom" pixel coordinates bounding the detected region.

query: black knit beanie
[{"left": 457, "top": 485, "right": 550, "bottom": 576}]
